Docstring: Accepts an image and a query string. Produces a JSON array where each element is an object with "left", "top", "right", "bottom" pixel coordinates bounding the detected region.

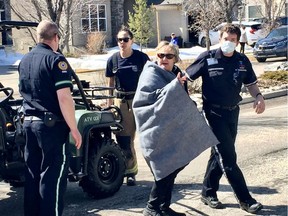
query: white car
[{"left": 198, "top": 21, "right": 265, "bottom": 48}]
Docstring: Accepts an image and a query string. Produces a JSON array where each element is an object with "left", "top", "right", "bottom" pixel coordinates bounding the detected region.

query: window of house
[
  {"left": 81, "top": 4, "right": 107, "bottom": 33},
  {"left": 248, "top": 5, "right": 262, "bottom": 21}
]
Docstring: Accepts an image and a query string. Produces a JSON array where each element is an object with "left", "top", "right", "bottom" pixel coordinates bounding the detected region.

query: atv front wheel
[{"left": 80, "top": 138, "right": 126, "bottom": 199}]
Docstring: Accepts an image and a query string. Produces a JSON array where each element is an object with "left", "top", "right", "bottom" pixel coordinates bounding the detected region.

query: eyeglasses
[
  {"left": 157, "top": 53, "right": 175, "bottom": 59},
  {"left": 117, "top": 37, "right": 130, "bottom": 43}
]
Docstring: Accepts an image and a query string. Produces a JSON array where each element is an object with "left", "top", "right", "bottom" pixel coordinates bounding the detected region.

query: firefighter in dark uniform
[
  {"left": 186, "top": 24, "right": 265, "bottom": 214},
  {"left": 106, "top": 27, "right": 149, "bottom": 186},
  {"left": 18, "top": 20, "right": 82, "bottom": 216}
]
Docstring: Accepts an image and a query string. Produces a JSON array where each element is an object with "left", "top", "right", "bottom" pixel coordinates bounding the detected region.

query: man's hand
[
  {"left": 247, "top": 85, "right": 265, "bottom": 114},
  {"left": 177, "top": 72, "right": 187, "bottom": 86},
  {"left": 253, "top": 95, "right": 265, "bottom": 114},
  {"left": 57, "top": 87, "right": 82, "bottom": 149},
  {"left": 71, "top": 128, "right": 82, "bottom": 149}
]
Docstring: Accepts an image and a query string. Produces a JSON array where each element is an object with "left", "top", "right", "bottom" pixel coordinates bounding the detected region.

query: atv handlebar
[{"left": 0, "top": 87, "right": 14, "bottom": 106}]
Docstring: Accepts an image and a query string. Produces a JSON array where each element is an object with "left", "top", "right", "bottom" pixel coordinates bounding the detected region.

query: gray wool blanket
[{"left": 132, "top": 61, "right": 219, "bottom": 181}]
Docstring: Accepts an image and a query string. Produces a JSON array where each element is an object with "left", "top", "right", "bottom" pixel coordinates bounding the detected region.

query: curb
[
  {"left": 194, "top": 89, "right": 287, "bottom": 110},
  {"left": 240, "top": 89, "right": 287, "bottom": 105}
]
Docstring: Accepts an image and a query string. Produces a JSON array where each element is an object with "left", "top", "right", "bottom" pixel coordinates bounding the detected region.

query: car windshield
[{"left": 267, "top": 28, "right": 287, "bottom": 39}]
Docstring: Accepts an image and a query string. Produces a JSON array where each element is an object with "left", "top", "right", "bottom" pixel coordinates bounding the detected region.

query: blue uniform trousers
[
  {"left": 202, "top": 105, "right": 253, "bottom": 202},
  {"left": 23, "top": 119, "right": 70, "bottom": 216}
]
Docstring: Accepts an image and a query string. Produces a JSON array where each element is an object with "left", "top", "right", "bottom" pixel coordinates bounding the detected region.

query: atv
[{"left": 0, "top": 72, "right": 126, "bottom": 199}]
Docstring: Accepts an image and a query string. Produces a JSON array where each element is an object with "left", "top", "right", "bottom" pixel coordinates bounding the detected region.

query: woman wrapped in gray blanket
[{"left": 132, "top": 41, "right": 218, "bottom": 216}]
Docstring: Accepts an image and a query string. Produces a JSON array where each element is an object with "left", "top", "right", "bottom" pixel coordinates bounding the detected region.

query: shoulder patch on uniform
[{"left": 58, "top": 61, "right": 68, "bottom": 71}]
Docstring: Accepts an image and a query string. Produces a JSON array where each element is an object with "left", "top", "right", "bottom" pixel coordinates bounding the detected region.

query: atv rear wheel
[{"left": 80, "top": 138, "right": 126, "bottom": 199}]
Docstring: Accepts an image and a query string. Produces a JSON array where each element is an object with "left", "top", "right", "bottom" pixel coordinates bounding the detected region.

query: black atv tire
[{"left": 80, "top": 138, "right": 126, "bottom": 199}]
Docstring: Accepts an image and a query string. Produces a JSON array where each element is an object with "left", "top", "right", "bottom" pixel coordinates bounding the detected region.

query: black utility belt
[
  {"left": 115, "top": 91, "right": 135, "bottom": 100},
  {"left": 24, "top": 112, "right": 64, "bottom": 127},
  {"left": 209, "top": 103, "right": 238, "bottom": 111}
]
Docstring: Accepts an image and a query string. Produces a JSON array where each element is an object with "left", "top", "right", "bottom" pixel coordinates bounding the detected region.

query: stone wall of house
[
  {"left": 110, "top": 0, "right": 124, "bottom": 46},
  {"left": 0, "top": 0, "right": 12, "bottom": 46}
]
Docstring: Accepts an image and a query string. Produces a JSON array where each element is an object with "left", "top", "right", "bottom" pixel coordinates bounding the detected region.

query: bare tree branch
[
  {"left": 253, "top": 0, "right": 286, "bottom": 32},
  {"left": 215, "top": 0, "right": 241, "bottom": 22},
  {"left": 183, "top": 0, "right": 224, "bottom": 50},
  {"left": 31, "top": 0, "right": 43, "bottom": 21}
]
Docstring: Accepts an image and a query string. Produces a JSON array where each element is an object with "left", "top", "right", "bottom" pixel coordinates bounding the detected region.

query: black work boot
[
  {"left": 126, "top": 175, "right": 136, "bottom": 186},
  {"left": 143, "top": 206, "right": 185, "bottom": 216},
  {"left": 240, "top": 198, "right": 263, "bottom": 214},
  {"left": 160, "top": 208, "right": 186, "bottom": 216},
  {"left": 201, "top": 195, "right": 223, "bottom": 209},
  {"left": 143, "top": 207, "right": 161, "bottom": 216}
]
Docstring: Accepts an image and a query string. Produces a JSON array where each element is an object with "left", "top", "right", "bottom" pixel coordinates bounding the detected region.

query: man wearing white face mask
[{"left": 186, "top": 24, "right": 265, "bottom": 214}]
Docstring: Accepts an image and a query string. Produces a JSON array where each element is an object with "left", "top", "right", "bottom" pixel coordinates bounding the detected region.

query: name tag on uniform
[{"left": 207, "top": 58, "right": 218, "bottom": 66}]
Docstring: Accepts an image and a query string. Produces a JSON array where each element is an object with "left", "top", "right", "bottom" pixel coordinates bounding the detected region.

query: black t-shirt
[
  {"left": 18, "top": 43, "right": 73, "bottom": 117},
  {"left": 186, "top": 48, "right": 257, "bottom": 106},
  {"left": 105, "top": 49, "right": 150, "bottom": 92}
]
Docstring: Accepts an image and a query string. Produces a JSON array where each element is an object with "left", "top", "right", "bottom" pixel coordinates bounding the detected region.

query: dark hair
[
  {"left": 118, "top": 26, "right": 134, "bottom": 39},
  {"left": 220, "top": 24, "right": 241, "bottom": 41}
]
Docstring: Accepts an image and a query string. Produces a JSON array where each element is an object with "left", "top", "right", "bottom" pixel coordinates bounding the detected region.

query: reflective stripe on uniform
[
  {"left": 55, "top": 80, "right": 72, "bottom": 87},
  {"left": 125, "top": 163, "right": 138, "bottom": 176},
  {"left": 244, "top": 80, "right": 258, "bottom": 87},
  {"left": 55, "top": 143, "right": 67, "bottom": 216}
]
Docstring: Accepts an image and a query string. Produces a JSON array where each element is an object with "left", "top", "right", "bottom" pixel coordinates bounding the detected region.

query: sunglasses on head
[
  {"left": 157, "top": 53, "right": 175, "bottom": 59},
  {"left": 117, "top": 37, "right": 130, "bottom": 43}
]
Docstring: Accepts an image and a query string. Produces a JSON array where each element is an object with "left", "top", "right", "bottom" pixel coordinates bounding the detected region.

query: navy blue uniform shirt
[
  {"left": 105, "top": 49, "right": 149, "bottom": 92},
  {"left": 186, "top": 48, "right": 257, "bottom": 106},
  {"left": 18, "top": 43, "right": 73, "bottom": 117}
]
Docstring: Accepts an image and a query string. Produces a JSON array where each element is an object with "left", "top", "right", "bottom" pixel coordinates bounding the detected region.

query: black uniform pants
[
  {"left": 201, "top": 106, "right": 253, "bottom": 202},
  {"left": 240, "top": 42, "right": 246, "bottom": 53},
  {"left": 23, "top": 119, "right": 70, "bottom": 216},
  {"left": 147, "top": 166, "right": 185, "bottom": 211}
]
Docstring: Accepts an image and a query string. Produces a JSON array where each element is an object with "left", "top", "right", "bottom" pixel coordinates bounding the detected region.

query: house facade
[
  {"left": 153, "top": 0, "right": 190, "bottom": 47},
  {"left": 1, "top": 0, "right": 287, "bottom": 52},
  {"left": 71, "top": 0, "right": 164, "bottom": 48},
  {"left": 0, "top": 0, "right": 165, "bottom": 52},
  {"left": 240, "top": 0, "right": 287, "bottom": 21},
  {"left": 152, "top": 0, "right": 287, "bottom": 47}
]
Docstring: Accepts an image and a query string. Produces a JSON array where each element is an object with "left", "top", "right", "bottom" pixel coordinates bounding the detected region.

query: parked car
[
  {"left": 198, "top": 21, "right": 265, "bottom": 48},
  {"left": 253, "top": 25, "right": 288, "bottom": 62},
  {"left": 276, "top": 16, "right": 288, "bottom": 25},
  {"left": 253, "top": 16, "right": 288, "bottom": 26}
]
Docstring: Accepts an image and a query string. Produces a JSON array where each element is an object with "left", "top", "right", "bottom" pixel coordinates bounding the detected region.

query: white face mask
[{"left": 221, "top": 41, "right": 236, "bottom": 54}]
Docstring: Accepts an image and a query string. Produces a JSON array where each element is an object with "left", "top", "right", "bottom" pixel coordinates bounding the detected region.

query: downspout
[{"left": 156, "top": 9, "right": 160, "bottom": 44}]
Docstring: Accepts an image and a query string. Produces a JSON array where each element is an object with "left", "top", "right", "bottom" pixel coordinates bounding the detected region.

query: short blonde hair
[
  {"left": 36, "top": 20, "right": 59, "bottom": 42},
  {"left": 155, "top": 40, "right": 180, "bottom": 63}
]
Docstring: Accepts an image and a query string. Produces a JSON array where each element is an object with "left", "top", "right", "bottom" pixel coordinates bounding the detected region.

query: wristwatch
[{"left": 256, "top": 92, "right": 265, "bottom": 100}]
